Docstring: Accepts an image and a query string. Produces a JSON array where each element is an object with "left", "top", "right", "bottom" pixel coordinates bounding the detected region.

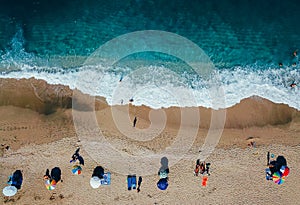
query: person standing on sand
[
  {"left": 267, "top": 151, "right": 270, "bottom": 166},
  {"left": 194, "top": 159, "right": 201, "bottom": 176},
  {"left": 206, "top": 163, "right": 211, "bottom": 176},
  {"left": 133, "top": 116, "right": 137, "bottom": 127}
]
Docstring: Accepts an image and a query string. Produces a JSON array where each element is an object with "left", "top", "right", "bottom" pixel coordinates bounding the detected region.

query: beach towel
[
  {"left": 202, "top": 176, "right": 208, "bottom": 187},
  {"left": 100, "top": 172, "right": 111, "bottom": 185},
  {"left": 127, "top": 175, "right": 137, "bottom": 190},
  {"left": 131, "top": 175, "right": 137, "bottom": 189},
  {"left": 127, "top": 175, "right": 132, "bottom": 190}
]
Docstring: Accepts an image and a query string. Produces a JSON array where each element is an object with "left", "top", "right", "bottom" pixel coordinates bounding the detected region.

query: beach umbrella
[
  {"left": 280, "top": 166, "right": 290, "bottom": 177},
  {"left": 72, "top": 165, "right": 82, "bottom": 175},
  {"left": 45, "top": 179, "right": 56, "bottom": 190},
  {"left": 2, "top": 186, "right": 17, "bottom": 197},
  {"left": 272, "top": 171, "right": 285, "bottom": 185},
  {"left": 157, "top": 178, "right": 168, "bottom": 190},
  {"left": 90, "top": 176, "right": 101, "bottom": 189}
]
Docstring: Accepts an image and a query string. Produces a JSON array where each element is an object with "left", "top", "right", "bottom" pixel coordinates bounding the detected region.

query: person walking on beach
[
  {"left": 137, "top": 176, "right": 142, "bottom": 193},
  {"left": 267, "top": 151, "right": 270, "bottom": 166},
  {"left": 133, "top": 116, "right": 137, "bottom": 127}
]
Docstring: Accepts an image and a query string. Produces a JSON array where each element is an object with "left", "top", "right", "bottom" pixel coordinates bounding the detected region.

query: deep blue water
[
  {"left": 1, "top": 0, "right": 300, "bottom": 67},
  {"left": 0, "top": 0, "right": 300, "bottom": 109}
]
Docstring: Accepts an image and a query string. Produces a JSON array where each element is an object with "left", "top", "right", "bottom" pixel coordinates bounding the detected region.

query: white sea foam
[{"left": 3, "top": 64, "right": 300, "bottom": 110}]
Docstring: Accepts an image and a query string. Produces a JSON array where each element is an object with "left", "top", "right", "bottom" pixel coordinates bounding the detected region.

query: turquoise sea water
[{"left": 0, "top": 0, "right": 300, "bottom": 109}]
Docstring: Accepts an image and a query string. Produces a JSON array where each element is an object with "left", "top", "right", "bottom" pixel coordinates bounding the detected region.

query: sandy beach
[{"left": 1, "top": 78, "right": 300, "bottom": 204}]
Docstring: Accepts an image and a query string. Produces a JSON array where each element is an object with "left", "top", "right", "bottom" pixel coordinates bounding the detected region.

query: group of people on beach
[
  {"left": 265, "top": 152, "right": 290, "bottom": 183},
  {"left": 3, "top": 146, "right": 290, "bottom": 202},
  {"left": 3, "top": 148, "right": 175, "bottom": 200},
  {"left": 194, "top": 159, "right": 210, "bottom": 176}
]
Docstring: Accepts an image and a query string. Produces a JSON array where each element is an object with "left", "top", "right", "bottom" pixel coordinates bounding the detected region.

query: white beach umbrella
[
  {"left": 90, "top": 176, "right": 101, "bottom": 189},
  {"left": 2, "top": 186, "right": 17, "bottom": 197}
]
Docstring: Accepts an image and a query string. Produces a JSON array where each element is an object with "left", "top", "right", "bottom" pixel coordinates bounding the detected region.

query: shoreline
[{"left": 0, "top": 77, "right": 299, "bottom": 116}]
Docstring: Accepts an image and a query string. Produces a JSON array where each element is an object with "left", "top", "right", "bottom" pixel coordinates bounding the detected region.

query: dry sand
[{"left": 0, "top": 78, "right": 300, "bottom": 204}]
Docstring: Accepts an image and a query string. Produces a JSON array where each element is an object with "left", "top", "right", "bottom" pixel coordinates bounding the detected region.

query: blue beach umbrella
[{"left": 157, "top": 178, "right": 168, "bottom": 190}]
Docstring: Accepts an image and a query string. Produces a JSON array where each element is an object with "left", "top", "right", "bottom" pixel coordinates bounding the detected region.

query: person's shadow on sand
[{"left": 158, "top": 157, "right": 169, "bottom": 176}]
